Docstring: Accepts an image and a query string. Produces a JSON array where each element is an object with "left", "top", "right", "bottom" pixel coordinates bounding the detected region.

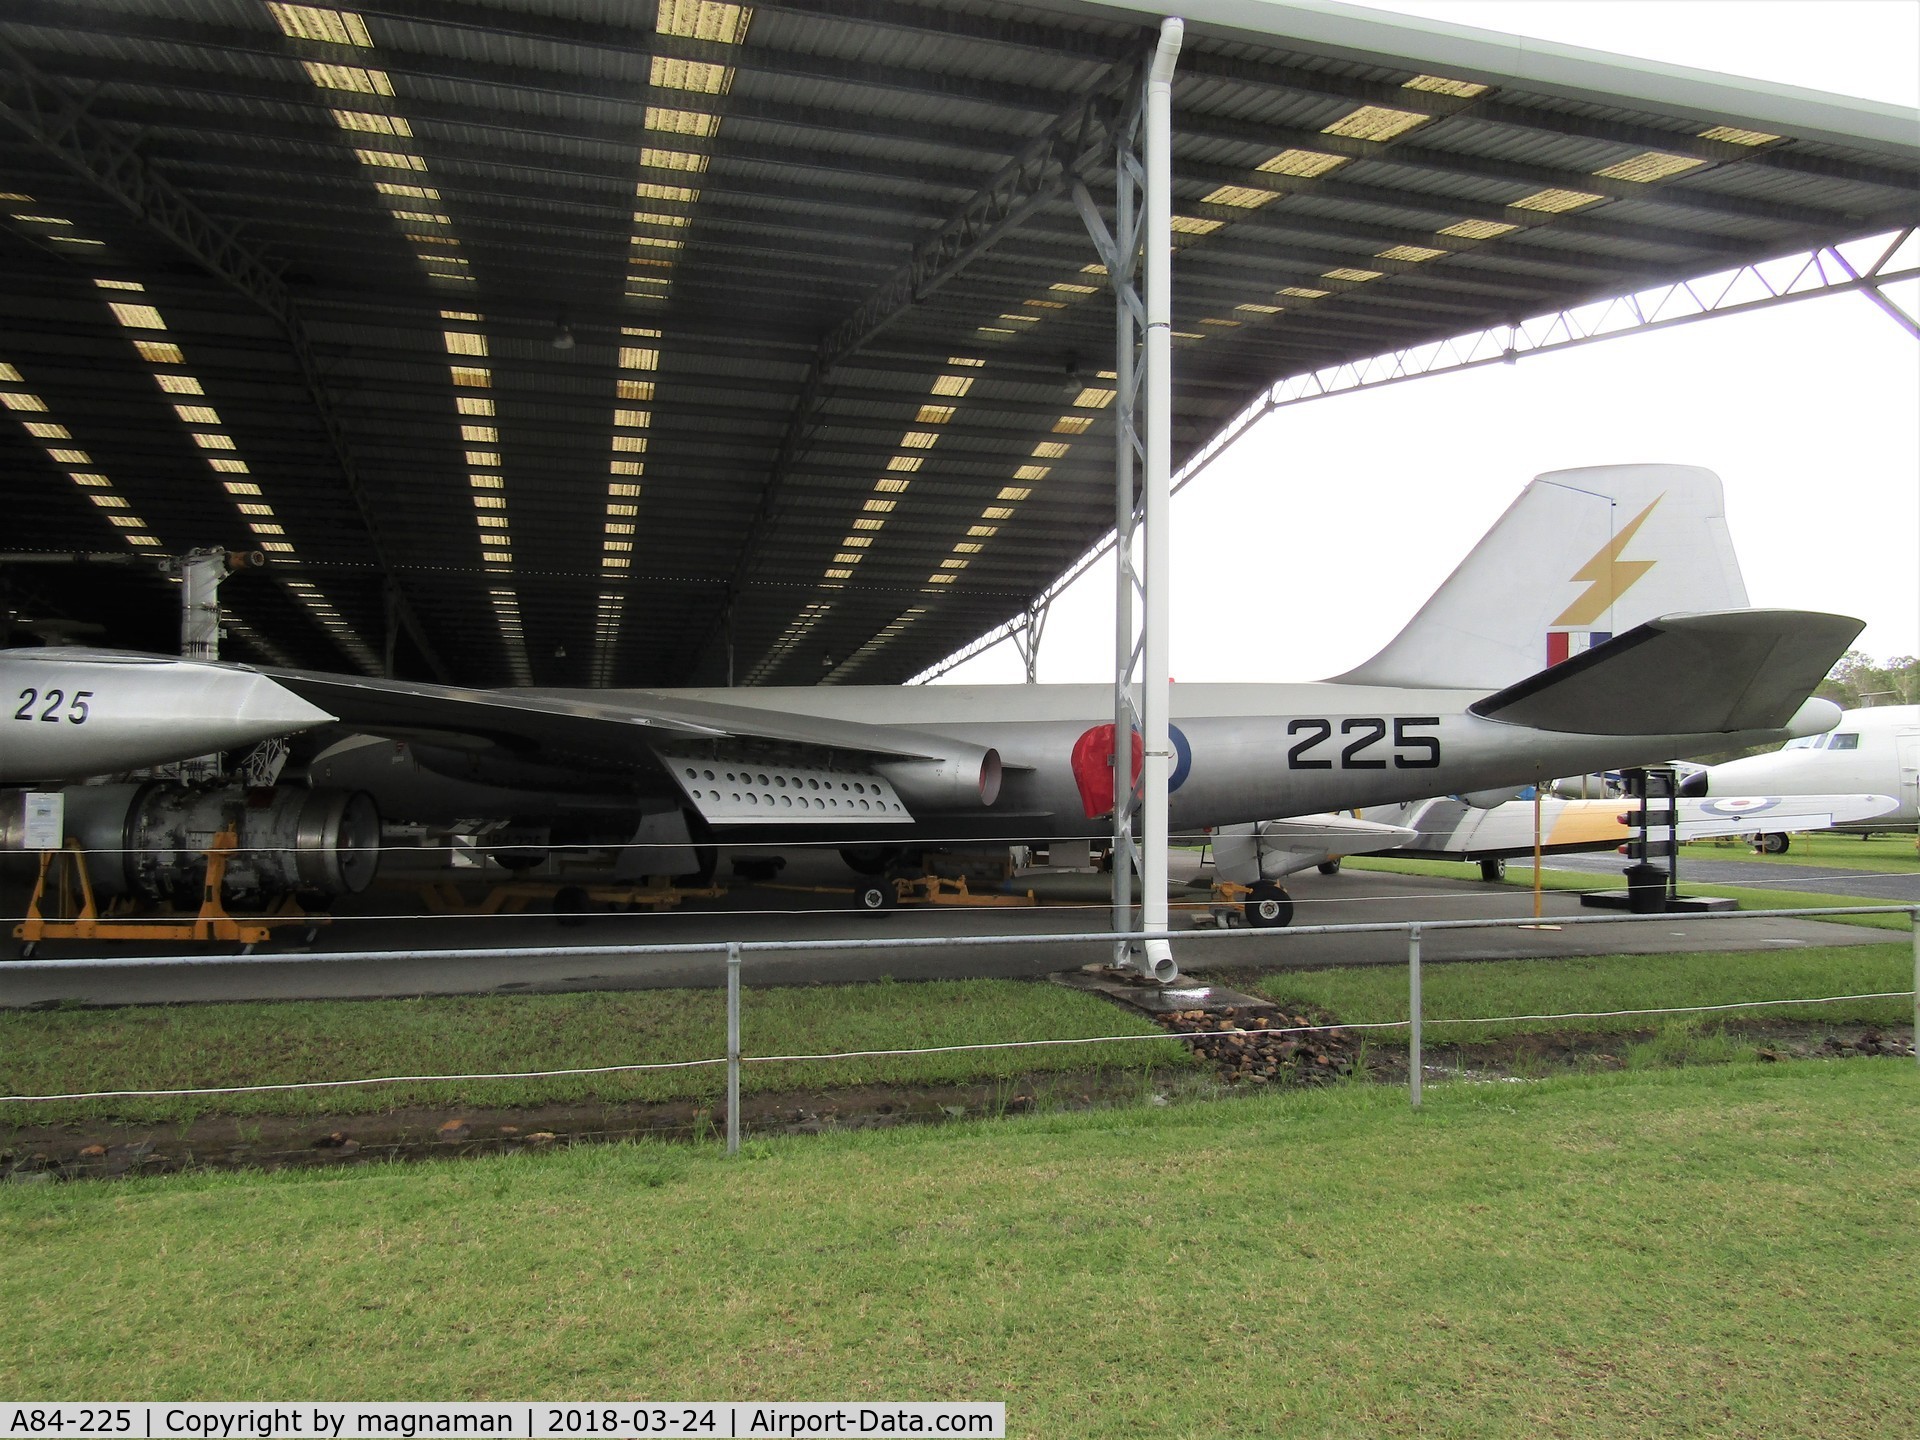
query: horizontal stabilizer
[
  {"left": 1213, "top": 813, "right": 1417, "bottom": 884},
  {"left": 1469, "top": 609, "right": 1862, "bottom": 736}
]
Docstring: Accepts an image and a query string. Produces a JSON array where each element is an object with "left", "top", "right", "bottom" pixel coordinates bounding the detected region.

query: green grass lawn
[
  {"left": 1205, "top": 942, "right": 1916, "bottom": 1044},
  {"left": 1345, "top": 854, "right": 1915, "bottom": 931},
  {"left": 0, "top": 979, "right": 1192, "bottom": 1127},
  {"left": 3, "top": 1063, "right": 1915, "bottom": 1436},
  {"left": 1685, "top": 830, "right": 1920, "bottom": 871}
]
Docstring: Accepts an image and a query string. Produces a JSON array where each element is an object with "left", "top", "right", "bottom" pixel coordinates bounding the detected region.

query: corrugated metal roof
[{"left": 1, "top": 0, "right": 1913, "bottom": 686}]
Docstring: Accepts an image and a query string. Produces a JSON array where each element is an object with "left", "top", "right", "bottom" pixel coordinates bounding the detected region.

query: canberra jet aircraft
[{"left": 286, "top": 464, "right": 1856, "bottom": 867}]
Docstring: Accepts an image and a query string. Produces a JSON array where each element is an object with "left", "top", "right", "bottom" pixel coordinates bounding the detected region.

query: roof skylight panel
[
  {"left": 1321, "top": 106, "right": 1429, "bottom": 142},
  {"left": 1509, "top": 188, "right": 1604, "bottom": 213},
  {"left": 1257, "top": 149, "right": 1345, "bottom": 178},
  {"left": 1201, "top": 185, "right": 1277, "bottom": 209},
  {"left": 1595, "top": 151, "right": 1706, "bottom": 183},
  {"left": 1437, "top": 218, "right": 1517, "bottom": 240},
  {"left": 1, "top": 359, "right": 161, "bottom": 549},
  {"left": 1402, "top": 75, "right": 1488, "bottom": 98},
  {"left": 267, "top": 4, "right": 372, "bottom": 46},
  {"left": 657, "top": 2, "right": 753, "bottom": 45},
  {"left": 1699, "top": 126, "right": 1779, "bottom": 146},
  {"left": 279, "top": 2, "right": 527, "bottom": 669}
]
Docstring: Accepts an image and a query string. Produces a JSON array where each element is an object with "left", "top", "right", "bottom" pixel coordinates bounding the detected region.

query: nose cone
[{"left": 230, "top": 671, "right": 336, "bottom": 740}]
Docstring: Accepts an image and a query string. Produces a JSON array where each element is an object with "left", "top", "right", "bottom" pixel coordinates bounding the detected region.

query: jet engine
[
  {"left": 875, "top": 746, "right": 1004, "bottom": 811},
  {"left": 1, "top": 782, "right": 381, "bottom": 905}
]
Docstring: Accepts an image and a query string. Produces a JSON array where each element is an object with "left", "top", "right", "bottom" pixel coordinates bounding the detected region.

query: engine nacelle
[
  {"left": 875, "top": 746, "right": 1003, "bottom": 811},
  {"left": 1, "top": 783, "right": 380, "bottom": 905}
]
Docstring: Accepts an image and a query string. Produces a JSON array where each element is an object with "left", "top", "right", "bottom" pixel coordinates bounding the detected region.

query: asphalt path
[
  {"left": 1536, "top": 851, "right": 1920, "bottom": 902},
  {"left": 0, "top": 852, "right": 1897, "bottom": 1008}
]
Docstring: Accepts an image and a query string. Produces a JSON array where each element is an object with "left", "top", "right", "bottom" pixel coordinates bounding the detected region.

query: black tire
[
  {"left": 489, "top": 849, "right": 547, "bottom": 874},
  {"left": 674, "top": 845, "right": 719, "bottom": 887},
  {"left": 1758, "top": 832, "right": 1790, "bottom": 855},
  {"left": 839, "top": 846, "right": 903, "bottom": 877},
  {"left": 854, "top": 880, "right": 896, "bottom": 912},
  {"left": 1243, "top": 880, "right": 1293, "bottom": 929},
  {"left": 730, "top": 856, "right": 785, "bottom": 883},
  {"left": 1316, "top": 858, "right": 1342, "bottom": 876},
  {"left": 1480, "top": 858, "right": 1507, "bottom": 882},
  {"left": 553, "top": 884, "right": 592, "bottom": 927}
]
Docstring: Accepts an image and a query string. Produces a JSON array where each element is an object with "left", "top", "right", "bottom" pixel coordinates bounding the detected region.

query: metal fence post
[
  {"left": 1408, "top": 924, "right": 1422, "bottom": 1109},
  {"left": 1911, "top": 910, "right": 1918, "bottom": 1072},
  {"left": 726, "top": 941, "right": 742, "bottom": 1155}
]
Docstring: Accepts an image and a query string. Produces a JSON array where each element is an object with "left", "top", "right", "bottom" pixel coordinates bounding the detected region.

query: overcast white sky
[{"left": 937, "top": 0, "right": 1920, "bottom": 686}]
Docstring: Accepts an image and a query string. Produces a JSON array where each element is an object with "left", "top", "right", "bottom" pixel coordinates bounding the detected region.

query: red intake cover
[{"left": 1070, "top": 723, "right": 1143, "bottom": 819}]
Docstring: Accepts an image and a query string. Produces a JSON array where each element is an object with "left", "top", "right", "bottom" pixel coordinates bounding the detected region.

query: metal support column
[
  {"left": 1408, "top": 924, "right": 1424, "bottom": 1108},
  {"left": 1105, "top": 146, "right": 1143, "bottom": 961},
  {"left": 177, "top": 549, "right": 226, "bottom": 663},
  {"left": 1075, "top": 21, "right": 1178, "bottom": 978},
  {"left": 1011, "top": 595, "right": 1052, "bottom": 685},
  {"left": 726, "top": 940, "right": 742, "bottom": 1154}
]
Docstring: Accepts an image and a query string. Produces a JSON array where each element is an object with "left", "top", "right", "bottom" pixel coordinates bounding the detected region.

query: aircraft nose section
[{"left": 226, "top": 671, "right": 337, "bottom": 743}]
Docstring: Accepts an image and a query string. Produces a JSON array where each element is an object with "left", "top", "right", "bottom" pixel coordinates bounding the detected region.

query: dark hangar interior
[{"left": 2, "top": 0, "right": 1914, "bottom": 689}]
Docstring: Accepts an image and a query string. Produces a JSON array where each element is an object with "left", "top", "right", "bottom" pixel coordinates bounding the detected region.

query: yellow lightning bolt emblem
[{"left": 1551, "top": 495, "right": 1662, "bottom": 627}]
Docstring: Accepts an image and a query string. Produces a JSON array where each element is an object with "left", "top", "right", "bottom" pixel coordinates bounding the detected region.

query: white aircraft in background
[
  {"left": 1682, "top": 704, "right": 1920, "bottom": 851},
  {"left": 1206, "top": 792, "right": 1897, "bottom": 922}
]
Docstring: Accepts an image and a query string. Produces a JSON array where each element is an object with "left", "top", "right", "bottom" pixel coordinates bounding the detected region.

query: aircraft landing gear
[
  {"left": 1755, "top": 832, "right": 1790, "bottom": 855},
  {"left": 1244, "top": 879, "right": 1294, "bottom": 928},
  {"left": 1316, "top": 858, "right": 1342, "bottom": 875},
  {"left": 1480, "top": 858, "right": 1507, "bottom": 882}
]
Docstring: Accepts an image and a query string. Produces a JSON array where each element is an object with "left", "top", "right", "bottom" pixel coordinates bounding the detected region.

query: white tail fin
[{"left": 1332, "top": 463, "right": 1748, "bottom": 690}]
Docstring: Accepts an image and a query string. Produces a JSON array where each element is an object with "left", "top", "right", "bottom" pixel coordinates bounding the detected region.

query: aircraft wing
[
  {"left": 267, "top": 670, "right": 973, "bottom": 770},
  {"left": 1469, "top": 609, "right": 1863, "bottom": 736},
  {"left": 264, "top": 671, "right": 1032, "bottom": 831},
  {"left": 1394, "top": 792, "right": 1900, "bottom": 860}
]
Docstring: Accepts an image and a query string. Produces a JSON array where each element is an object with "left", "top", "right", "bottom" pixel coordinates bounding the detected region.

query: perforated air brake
[{"left": 656, "top": 751, "right": 913, "bottom": 826}]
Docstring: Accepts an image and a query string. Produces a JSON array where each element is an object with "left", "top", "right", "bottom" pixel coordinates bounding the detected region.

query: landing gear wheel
[
  {"left": 1479, "top": 858, "right": 1507, "bottom": 882},
  {"left": 1243, "top": 880, "right": 1293, "bottom": 929},
  {"left": 489, "top": 849, "right": 547, "bottom": 874},
  {"left": 854, "top": 880, "right": 897, "bottom": 912},
  {"left": 1757, "top": 832, "right": 1790, "bottom": 855},
  {"left": 674, "top": 845, "right": 719, "bottom": 887},
  {"left": 554, "top": 884, "right": 592, "bottom": 927},
  {"left": 1316, "top": 858, "right": 1342, "bottom": 876},
  {"left": 839, "top": 846, "right": 903, "bottom": 877}
]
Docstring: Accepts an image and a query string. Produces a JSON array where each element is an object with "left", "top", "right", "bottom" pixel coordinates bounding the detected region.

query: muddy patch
[
  {"left": 6, "top": 1016, "right": 1910, "bottom": 1185},
  {"left": 1, "top": 1067, "right": 1205, "bottom": 1183},
  {"left": 1362, "top": 1019, "right": 1915, "bottom": 1085}
]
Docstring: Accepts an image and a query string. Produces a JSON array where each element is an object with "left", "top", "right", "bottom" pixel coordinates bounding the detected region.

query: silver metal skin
[{"left": 0, "top": 650, "right": 333, "bottom": 783}]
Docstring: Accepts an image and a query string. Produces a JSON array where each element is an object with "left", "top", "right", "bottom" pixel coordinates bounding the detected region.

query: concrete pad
[{"left": 0, "top": 855, "right": 1893, "bottom": 1009}]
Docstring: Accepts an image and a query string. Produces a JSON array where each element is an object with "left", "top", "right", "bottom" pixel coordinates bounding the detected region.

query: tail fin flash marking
[{"left": 1551, "top": 497, "right": 1660, "bottom": 627}]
